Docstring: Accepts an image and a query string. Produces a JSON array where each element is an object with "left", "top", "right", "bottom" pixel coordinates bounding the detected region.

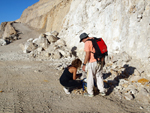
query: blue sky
[{"left": 0, "top": 0, "right": 39, "bottom": 24}]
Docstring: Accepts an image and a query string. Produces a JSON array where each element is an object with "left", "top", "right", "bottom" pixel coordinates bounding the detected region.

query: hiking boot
[
  {"left": 63, "top": 87, "right": 70, "bottom": 94},
  {"left": 99, "top": 91, "right": 106, "bottom": 96},
  {"left": 84, "top": 92, "right": 94, "bottom": 97}
]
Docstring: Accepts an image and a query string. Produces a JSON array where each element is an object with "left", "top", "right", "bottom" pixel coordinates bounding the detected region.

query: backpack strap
[{"left": 86, "top": 37, "right": 106, "bottom": 61}]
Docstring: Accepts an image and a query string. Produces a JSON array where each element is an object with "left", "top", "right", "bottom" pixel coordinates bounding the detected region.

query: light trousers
[{"left": 87, "top": 61, "right": 104, "bottom": 95}]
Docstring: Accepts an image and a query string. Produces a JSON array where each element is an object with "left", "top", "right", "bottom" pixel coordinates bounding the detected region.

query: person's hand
[
  {"left": 82, "top": 65, "right": 86, "bottom": 71},
  {"left": 77, "top": 73, "right": 82, "bottom": 78}
]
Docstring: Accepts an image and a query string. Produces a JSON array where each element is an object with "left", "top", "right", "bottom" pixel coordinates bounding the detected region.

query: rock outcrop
[
  {"left": 59, "top": 0, "right": 150, "bottom": 63},
  {"left": 0, "top": 22, "right": 21, "bottom": 45},
  {"left": 58, "top": 0, "right": 150, "bottom": 77},
  {"left": 2, "top": 22, "right": 17, "bottom": 40},
  {"left": 17, "top": 0, "right": 150, "bottom": 76},
  {"left": 17, "top": 0, "right": 72, "bottom": 32}
]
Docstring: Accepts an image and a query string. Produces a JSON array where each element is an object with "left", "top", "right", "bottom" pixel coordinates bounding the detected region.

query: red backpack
[{"left": 87, "top": 37, "right": 108, "bottom": 63}]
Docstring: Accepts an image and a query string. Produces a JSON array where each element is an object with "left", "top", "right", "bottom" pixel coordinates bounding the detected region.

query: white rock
[
  {"left": 44, "top": 32, "right": 51, "bottom": 36},
  {"left": 0, "top": 39, "right": 6, "bottom": 46},
  {"left": 33, "top": 34, "right": 49, "bottom": 50},
  {"left": 124, "top": 93, "right": 134, "bottom": 100},
  {"left": 55, "top": 39, "right": 66, "bottom": 47},
  {"left": 119, "top": 79, "right": 128, "bottom": 85},
  {"left": 58, "top": 49, "right": 66, "bottom": 56},
  {"left": 46, "top": 35, "right": 58, "bottom": 43},
  {"left": 52, "top": 50, "right": 61, "bottom": 59},
  {"left": 27, "top": 38, "right": 34, "bottom": 42},
  {"left": 24, "top": 41, "right": 37, "bottom": 53},
  {"left": 51, "top": 31, "right": 59, "bottom": 37},
  {"left": 32, "top": 38, "right": 39, "bottom": 44},
  {"left": 57, "top": 0, "right": 150, "bottom": 79},
  {"left": 45, "top": 44, "right": 55, "bottom": 53},
  {"left": 37, "top": 47, "right": 43, "bottom": 52}
]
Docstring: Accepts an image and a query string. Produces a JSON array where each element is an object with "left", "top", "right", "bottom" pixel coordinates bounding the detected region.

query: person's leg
[
  {"left": 67, "top": 80, "right": 82, "bottom": 89},
  {"left": 95, "top": 64, "right": 105, "bottom": 93},
  {"left": 86, "top": 62, "right": 95, "bottom": 95}
]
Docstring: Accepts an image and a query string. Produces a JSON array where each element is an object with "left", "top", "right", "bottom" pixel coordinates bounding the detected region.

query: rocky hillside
[
  {"left": 0, "top": 1, "right": 150, "bottom": 111},
  {"left": 16, "top": 0, "right": 150, "bottom": 77},
  {"left": 17, "top": 0, "right": 71, "bottom": 32},
  {"left": 58, "top": 0, "right": 150, "bottom": 62}
]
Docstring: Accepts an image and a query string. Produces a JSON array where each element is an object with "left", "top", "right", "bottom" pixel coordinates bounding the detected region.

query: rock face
[
  {"left": 17, "top": 0, "right": 72, "bottom": 32},
  {"left": 59, "top": 0, "right": 150, "bottom": 63},
  {"left": 58, "top": 0, "right": 150, "bottom": 77},
  {"left": 17, "top": 0, "right": 150, "bottom": 66}
]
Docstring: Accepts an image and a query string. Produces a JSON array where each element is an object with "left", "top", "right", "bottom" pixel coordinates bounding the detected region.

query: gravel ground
[{"left": 0, "top": 22, "right": 148, "bottom": 113}]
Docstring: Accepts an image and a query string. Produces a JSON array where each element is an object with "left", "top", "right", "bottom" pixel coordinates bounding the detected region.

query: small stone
[
  {"left": 140, "top": 106, "right": 144, "bottom": 109},
  {"left": 122, "top": 83, "right": 129, "bottom": 88},
  {"left": 124, "top": 93, "right": 134, "bottom": 100},
  {"left": 34, "top": 70, "right": 42, "bottom": 73}
]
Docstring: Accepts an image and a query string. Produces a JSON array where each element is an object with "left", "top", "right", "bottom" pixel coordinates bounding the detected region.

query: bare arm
[
  {"left": 69, "top": 67, "right": 81, "bottom": 80},
  {"left": 82, "top": 51, "right": 90, "bottom": 71},
  {"left": 72, "top": 68, "right": 77, "bottom": 80}
]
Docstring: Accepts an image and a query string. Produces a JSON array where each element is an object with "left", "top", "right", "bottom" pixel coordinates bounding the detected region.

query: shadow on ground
[{"left": 103, "top": 64, "right": 136, "bottom": 96}]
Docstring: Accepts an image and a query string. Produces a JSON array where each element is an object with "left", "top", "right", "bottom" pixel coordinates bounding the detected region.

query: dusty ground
[{"left": 0, "top": 23, "right": 148, "bottom": 113}]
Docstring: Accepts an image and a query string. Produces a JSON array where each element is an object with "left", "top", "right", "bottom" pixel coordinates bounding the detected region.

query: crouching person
[{"left": 59, "top": 58, "right": 82, "bottom": 94}]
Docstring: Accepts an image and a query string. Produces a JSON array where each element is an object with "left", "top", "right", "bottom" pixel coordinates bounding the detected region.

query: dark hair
[{"left": 71, "top": 58, "right": 82, "bottom": 69}]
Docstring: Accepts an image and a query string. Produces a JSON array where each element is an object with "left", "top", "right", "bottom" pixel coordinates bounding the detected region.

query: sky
[{"left": 0, "top": 0, "right": 39, "bottom": 24}]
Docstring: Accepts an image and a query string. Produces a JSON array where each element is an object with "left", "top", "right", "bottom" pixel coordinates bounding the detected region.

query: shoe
[
  {"left": 84, "top": 92, "right": 94, "bottom": 97},
  {"left": 99, "top": 92, "right": 106, "bottom": 96},
  {"left": 63, "top": 87, "right": 70, "bottom": 94}
]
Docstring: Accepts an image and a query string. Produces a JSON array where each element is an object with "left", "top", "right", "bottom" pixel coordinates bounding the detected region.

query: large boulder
[
  {"left": 20, "top": 38, "right": 37, "bottom": 53},
  {"left": 55, "top": 39, "right": 66, "bottom": 47},
  {"left": 46, "top": 35, "right": 59, "bottom": 44},
  {"left": 33, "top": 34, "right": 49, "bottom": 50},
  {"left": 2, "top": 22, "right": 17, "bottom": 40}
]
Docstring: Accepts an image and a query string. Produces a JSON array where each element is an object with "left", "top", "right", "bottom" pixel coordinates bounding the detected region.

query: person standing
[{"left": 79, "top": 33, "right": 105, "bottom": 97}]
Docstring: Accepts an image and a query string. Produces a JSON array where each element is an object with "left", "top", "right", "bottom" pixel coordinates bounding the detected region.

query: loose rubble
[{"left": 19, "top": 31, "right": 75, "bottom": 60}]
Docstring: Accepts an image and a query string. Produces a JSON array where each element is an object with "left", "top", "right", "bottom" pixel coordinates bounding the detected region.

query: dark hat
[{"left": 79, "top": 33, "right": 89, "bottom": 42}]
